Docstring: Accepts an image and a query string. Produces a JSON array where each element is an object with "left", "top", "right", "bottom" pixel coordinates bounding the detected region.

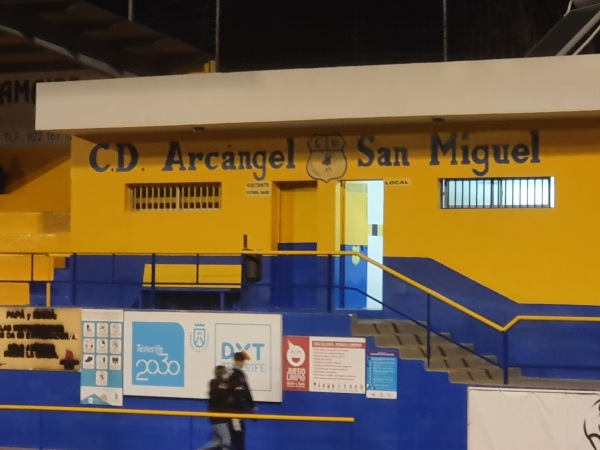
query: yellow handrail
[
  {"left": 242, "top": 249, "right": 505, "bottom": 332},
  {"left": 6, "top": 250, "right": 600, "bottom": 333},
  {"left": 242, "top": 249, "right": 600, "bottom": 333},
  {"left": 501, "top": 314, "right": 600, "bottom": 331},
  {"left": 0, "top": 404, "right": 354, "bottom": 423}
]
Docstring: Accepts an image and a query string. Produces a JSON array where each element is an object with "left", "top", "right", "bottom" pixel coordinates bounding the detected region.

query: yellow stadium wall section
[
  {"left": 66, "top": 118, "right": 599, "bottom": 305},
  {"left": 0, "top": 146, "right": 71, "bottom": 252},
  {"left": 0, "top": 70, "right": 108, "bottom": 252},
  {"left": 0, "top": 146, "right": 69, "bottom": 212}
]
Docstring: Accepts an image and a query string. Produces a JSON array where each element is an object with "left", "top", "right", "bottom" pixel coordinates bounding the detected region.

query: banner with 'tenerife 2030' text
[{"left": 123, "top": 310, "right": 282, "bottom": 402}]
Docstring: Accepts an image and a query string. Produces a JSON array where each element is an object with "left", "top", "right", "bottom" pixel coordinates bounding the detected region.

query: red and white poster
[
  {"left": 283, "top": 336, "right": 366, "bottom": 394},
  {"left": 283, "top": 336, "right": 310, "bottom": 391}
]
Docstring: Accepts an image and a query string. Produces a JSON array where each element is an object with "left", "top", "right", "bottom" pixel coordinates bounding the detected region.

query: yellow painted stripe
[
  {"left": 501, "top": 315, "right": 600, "bottom": 331},
  {"left": 0, "top": 405, "right": 354, "bottom": 423}
]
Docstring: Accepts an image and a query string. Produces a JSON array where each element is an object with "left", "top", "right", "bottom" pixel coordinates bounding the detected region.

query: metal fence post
[
  {"left": 503, "top": 330, "right": 509, "bottom": 385},
  {"left": 426, "top": 293, "right": 431, "bottom": 367}
]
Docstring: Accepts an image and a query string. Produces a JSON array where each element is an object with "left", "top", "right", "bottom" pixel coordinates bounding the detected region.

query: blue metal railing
[{"left": 8, "top": 250, "right": 600, "bottom": 384}]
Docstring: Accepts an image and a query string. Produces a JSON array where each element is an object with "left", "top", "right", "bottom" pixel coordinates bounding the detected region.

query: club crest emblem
[
  {"left": 191, "top": 323, "right": 208, "bottom": 351},
  {"left": 306, "top": 134, "right": 347, "bottom": 182}
]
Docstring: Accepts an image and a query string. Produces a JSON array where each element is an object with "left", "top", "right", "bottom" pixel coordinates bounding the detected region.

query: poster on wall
[
  {"left": 468, "top": 387, "right": 600, "bottom": 450},
  {"left": 123, "top": 311, "right": 282, "bottom": 402},
  {"left": 283, "top": 336, "right": 310, "bottom": 391},
  {"left": 283, "top": 336, "right": 366, "bottom": 394},
  {"left": 80, "top": 309, "right": 124, "bottom": 406},
  {"left": 366, "top": 349, "right": 397, "bottom": 399},
  {"left": 0, "top": 307, "right": 81, "bottom": 371}
]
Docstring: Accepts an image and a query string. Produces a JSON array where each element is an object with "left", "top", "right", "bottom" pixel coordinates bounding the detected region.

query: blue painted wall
[
  {"left": 0, "top": 312, "right": 467, "bottom": 450},
  {"left": 9, "top": 253, "right": 600, "bottom": 448},
  {"left": 30, "top": 253, "right": 600, "bottom": 381}
]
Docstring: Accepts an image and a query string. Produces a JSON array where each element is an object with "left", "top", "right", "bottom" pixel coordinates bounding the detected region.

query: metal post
[
  {"left": 150, "top": 253, "right": 156, "bottom": 308},
  {"left": 340, "top": 255, "right": 346, "bottom": 308},
  {"left": 45, "top": 282, "right": 51, "bottom": 307},
  {"left": 503, "top": 331, "right": 509, "bottom": 385},
  {"left": 214, "top": 0, "right": 221, "bottom": 72},
  {"left": 71, "top": 254, "right": 77, "bottom": 306},
  {"left": 426, "top": 294, "right": 431, "bottom": 367},
  {"left": 327, "top": 255, "right": 333, "bottom": 313},
  {"left": 442, "top": 0, "right": 448, "bottom": 61}
]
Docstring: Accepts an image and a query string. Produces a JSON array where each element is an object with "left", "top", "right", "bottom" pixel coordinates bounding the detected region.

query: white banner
[
  {"left": 123, "top": 311, "right": 282, "bottom": 402},
  {"left": 468, "top": 387, "right": 600, "bottom": 450}
]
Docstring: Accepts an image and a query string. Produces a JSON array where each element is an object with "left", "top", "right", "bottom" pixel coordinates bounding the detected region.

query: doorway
[
  {"left": 342, "top": 180, "right": 384, "bottom": 310},
  {"left": 274, "top": 181, "right": 319, "bottom": 308}
]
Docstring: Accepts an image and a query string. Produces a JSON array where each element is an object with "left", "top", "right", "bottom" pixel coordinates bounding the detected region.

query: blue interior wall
[
  {"left": 30, "top": 253, "right": 600, "bottom": 381},
  {"left": 11, "top": 253, "right": 600, "bottom": 448},
  {"left": 274, "top": 243, "right": 320, "bottom": 309},
  {"left": 0, "top": 312, "right": 467, "bottom": 450},
  {"left": 381, "top": 256, "right": 600, "bottom": 378},
  {"left": 28, "top": 254, "right": 600, "bottom": 382},
  {"left": 340, "top": 244, "right": 368, "bottom": 309}
]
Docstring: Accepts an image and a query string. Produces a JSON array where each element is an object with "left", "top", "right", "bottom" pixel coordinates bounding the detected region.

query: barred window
[
  {"left": 128, "top": 183, "right": 221, "bottom": 211},
  {"left": 441, "top": 177, "right": 555, "bottom": 209}
]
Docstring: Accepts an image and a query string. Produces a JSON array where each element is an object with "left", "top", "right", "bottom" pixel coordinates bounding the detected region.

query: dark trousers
[{"left": 231, "top": 419, "right": 246, "bottom": 450}]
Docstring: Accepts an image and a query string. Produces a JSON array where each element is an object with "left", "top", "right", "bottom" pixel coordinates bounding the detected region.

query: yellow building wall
[
  {"left": 343, "top": 182, "right": 369, "bottom": 246},
  {"left": 0, "top": 146, "right": 71, "bottom": 253},
  {"left": 0, "top": 146, "right": 70, "bottom": 212},
  {"left": 68, "top": 121, "right": 600, "bottom": 305},
  {"left": 278, "top": 182, "right": 318, "bottom": 243}
]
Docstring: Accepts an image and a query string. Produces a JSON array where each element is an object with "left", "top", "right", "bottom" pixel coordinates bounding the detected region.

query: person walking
[
  {"left": 199, "top": 365, "right": 234, "bottom": 450},
  {"left": 229, "top": 351, "right": 257, "bottom": 450}
]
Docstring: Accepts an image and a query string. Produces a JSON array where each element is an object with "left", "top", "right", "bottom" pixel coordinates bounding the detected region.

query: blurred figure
[
  {"left": 199, "top": 365, "right": 234, "bottom": 450},
  {"left": 229, "top": 351, "right": 257, "bottom": 450}
]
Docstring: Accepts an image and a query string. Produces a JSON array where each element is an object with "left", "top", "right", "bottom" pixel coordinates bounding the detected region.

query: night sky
[{"left": 90, "top": 0, "right": 569, "bottom": 72}]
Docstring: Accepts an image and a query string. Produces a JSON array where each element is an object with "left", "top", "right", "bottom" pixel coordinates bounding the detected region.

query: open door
[{"left": 342, "top": 180, "right": 383, "bottom": 310}]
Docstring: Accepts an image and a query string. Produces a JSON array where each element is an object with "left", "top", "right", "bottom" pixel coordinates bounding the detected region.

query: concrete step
[
  {"left": 374, "top": 331, "right": 452, "bottom": 348},
  {"left": 392, "top": 320, "right": 428, "bottom": 334},
  {"left": 508, "top": 376, "right": 600, "bottom": 390},
  {"left": 452, "top": 367, "right": 503, "bottom": 383},
  {"left": 352, "top": 320, "right": 379, "bottom": 336},
  {"left": 375, "top": 333, "right": 421, "bottom": 347},
  {"left": 352, "top": 316, "right": 600, "bottom": 389},
  {"left": 427, "top": 355, "right": 498, "bottom": 372},
  {"left": 398, "top": 343, "right": 476, "bottom": 360},
  {"left": 352, "top": 318, "right": 428, "bottom": 336},
  {"left": 448, "top": 367, "right": 522, "bottom": 385}
]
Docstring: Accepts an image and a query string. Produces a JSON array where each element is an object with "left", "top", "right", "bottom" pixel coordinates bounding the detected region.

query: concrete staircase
[{"left": 352, "top": 316, "right": 600, "bottom": 390}]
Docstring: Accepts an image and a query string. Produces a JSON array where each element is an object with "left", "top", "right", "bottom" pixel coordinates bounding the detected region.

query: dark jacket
[
  {"left": 229, "top": 367, "right": 255, "bottom": 413},
  {"left": 207, "top": 377, "right": 234, "bottom": 424}
]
